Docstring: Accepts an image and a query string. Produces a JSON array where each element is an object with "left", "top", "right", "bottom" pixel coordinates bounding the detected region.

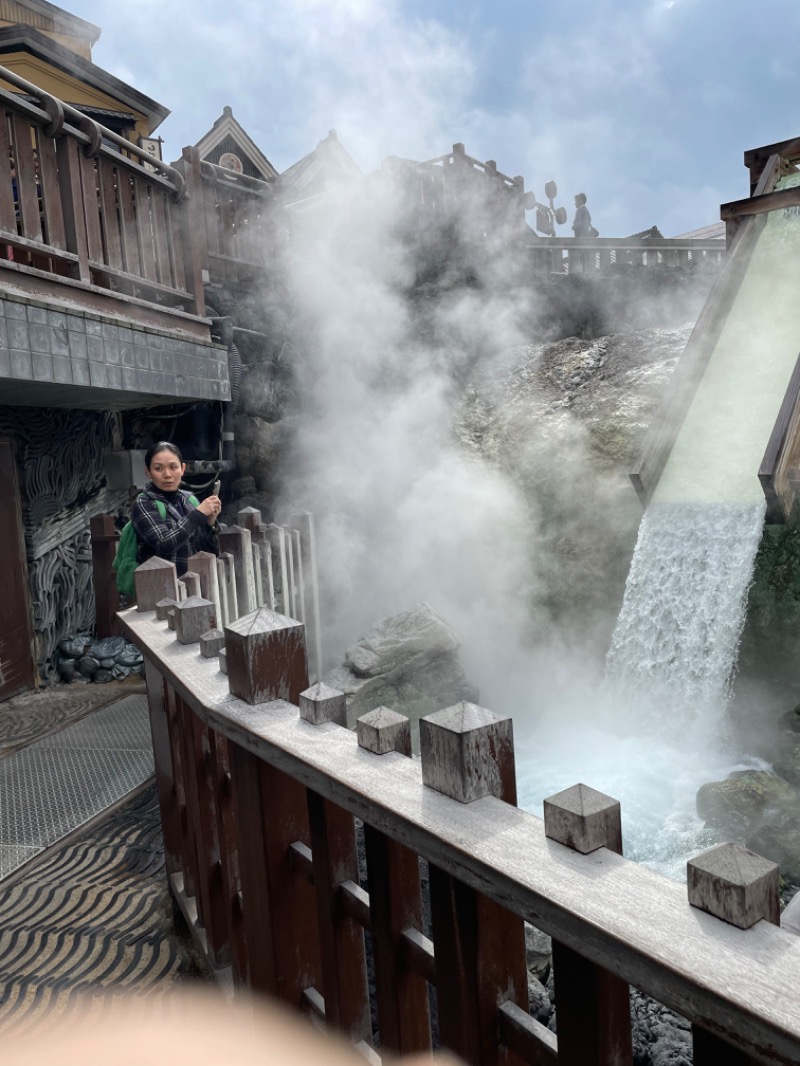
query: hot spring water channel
[{"left": 519, "top": 188, "right": 800, "bottom": 880}]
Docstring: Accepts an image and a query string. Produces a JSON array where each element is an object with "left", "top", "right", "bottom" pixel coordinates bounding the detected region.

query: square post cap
[
  {"left": 420, "top": 702, "right": 516, "bottom": 804},
  {"left": 543, "top": 783, "right": 622, "bottom": 855},
  {"left": 358, "top": 707, "right": 412, "bottom": 756},
  {"left": 134, "top": 557, "right": 178, "bottom": 612},
  {"left": 299, "top": 682, "right": 347, "bottom": 726},
  {"left": 687, "top": 843, "right": 779, "bottom": 928}
]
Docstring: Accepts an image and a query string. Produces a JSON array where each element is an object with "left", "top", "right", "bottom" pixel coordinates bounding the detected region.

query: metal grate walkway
[
  {"left": 0, "top": 693, "right": 209, "bottom": 1032},
  {"left": 0, "top": 695, "right": 154, "bottom": 879}
]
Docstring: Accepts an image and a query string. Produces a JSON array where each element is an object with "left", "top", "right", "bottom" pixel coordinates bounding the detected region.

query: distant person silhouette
[{"left": 572, "top": 192, "right": 597, "bottom": 239}]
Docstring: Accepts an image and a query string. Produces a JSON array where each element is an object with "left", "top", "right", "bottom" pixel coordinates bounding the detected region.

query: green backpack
[{"left": 113, "top": 492, "right": 199, "bottom": 599}]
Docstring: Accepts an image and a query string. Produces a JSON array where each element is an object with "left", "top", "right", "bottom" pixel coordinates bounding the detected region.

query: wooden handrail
[{"left": 121, "top": 593, "right": 800, "bottom": 1065}]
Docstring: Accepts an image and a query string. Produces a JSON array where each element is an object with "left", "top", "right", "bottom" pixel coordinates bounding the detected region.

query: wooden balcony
[{"left": 0, "top": 64, "right": 229, "bottom": 411}]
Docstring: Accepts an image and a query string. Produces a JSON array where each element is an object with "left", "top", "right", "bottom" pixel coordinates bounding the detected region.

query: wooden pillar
[
  {"left": 229, "top": 741, "right": 322, "bottom": 999},
  {"left": 187, "top": 551, "right": 221, "bottom": 623},
  {"left": 225, "top": 606, "right": 308, "bottom": 705},
  {"left": 543, "top": 784, "right": 632, "bottom": 1066},
  {"left": 359, "top": 708, "right": 430, "bottom": 1054},
  {"left": 307, "top": 786, "right": 371, "bottom": 1041},
  {"left": 298, "top": 682, "right": 371, "bottom": 1040},
  {"left": 143, "top": 660, "right": 181, "bottom": 875},
  {"left": 421, "top": 702, "right": 528, "bottom": 1066},
  {"left": 89, "top": 513, "right": 120, "bottom": 637},
  {"left": 219, "top": 526, "right": 257, "bottom": 617},
  {"left": 688, "top": 843, "right": 779, "bottom": 1066},
  {"left": 179, "top": 146, "right": 207, "bottom": 317},
  {"left": 135, "top": 557, "right": 179, "bottom": 612}
]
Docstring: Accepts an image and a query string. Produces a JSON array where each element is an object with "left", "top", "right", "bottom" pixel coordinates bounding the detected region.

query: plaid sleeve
[{"left": 131, "top": 493, "right": 207, "bottom": 556}]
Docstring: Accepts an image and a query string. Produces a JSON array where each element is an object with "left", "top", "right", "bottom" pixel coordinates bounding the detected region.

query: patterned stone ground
[
  {"left": 0, "top": 680, "right": 146, "bottom": 757},
  {"left": 0, "top": 784, "right": 211, "bottom": 1033}
]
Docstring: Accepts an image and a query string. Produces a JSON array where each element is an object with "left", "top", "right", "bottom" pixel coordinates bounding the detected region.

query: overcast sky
[{"left": 66, "top": 0, "right": 799, "bottom": 237}]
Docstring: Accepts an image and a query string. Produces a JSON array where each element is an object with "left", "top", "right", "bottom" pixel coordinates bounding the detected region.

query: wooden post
[
  {"left": 174, "top": 595, "right": 216, "bottom": 645},
  {"left": 89, "top": 513, "right": 120, "bottom": 637},
  {"left": 688, "top": 843, "right": 779, "bottom": 1066},
  {"left": 219, "top": 526, "right": 257, "bottom": 617},
  {"left": 543, "top": 783, "right": 632, "bottom": 1066},
  {"left": 420, "top": 703, "right": 528, "bottom": 1066},
  {"left": 225, "top": 606, "right": 309, "bottom": 705},
  {"left": 206, "top": 731, "right": 247, "bottom": 984},
  {"left": 306, "top": 785, "right": 371, "bottom": 1041},
  {"left": 134, "top": 557, "right": 179, "bottom": 612},
  {"left": 228, "top": 741, "right": 322, "bottom": 997},
  {"left": 359, "top": 709, "right": 430, "bottom": 1054},
  {"left": 299, "top": 683, "right": 347, "bottom": 726},
  {"left": 179, "top": 146, "right": 207, "bottom": 317},
  {"left": 143, "top": 660, "right": 181, "bottom": 876},
  {"left": 357, "top": 706, "right": 412, "bottom": 757}
]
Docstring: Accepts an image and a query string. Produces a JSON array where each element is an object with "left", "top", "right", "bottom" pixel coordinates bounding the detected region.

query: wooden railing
[
  {"left": 396, "top": 142, "right": 526, "bottom": 243},
  {"left": 91, "top": 506, "right": 323, "bottom": 682},
  {"left": 121, "top": 576, "right": 800, "bottom": 1065},
  {"left": 0, "top": 64, "right": 204, "bottom": 315},
  {"left": 528, "top": 235, "right": 726, "bottom": 277},
  {"left": 173, "top": 154, "right": 277, "bottom": 285}
]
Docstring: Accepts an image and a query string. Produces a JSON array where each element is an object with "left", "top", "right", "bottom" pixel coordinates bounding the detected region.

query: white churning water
[
  {"left": 605, "top": 500, "right": 766, "bottom": 714},
  {"left": 517, "top": 499, "right": 767, "bottom": 878},
  {"left": 518, "top": 176, "right": 800, "bottom": 875}
]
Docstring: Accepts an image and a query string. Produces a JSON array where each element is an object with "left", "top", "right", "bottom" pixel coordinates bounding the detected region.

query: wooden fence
[
  {"left": 528, "top": 236, "right": 726, "bottom": 278},
  {"left": 92, "top": 506, "right": 323, "bottom": 681},
  {"left": 173, "top": 157, "right": 277, "bottom": 286},
  {"left": 121, "top": 566, "right": 800, "bottom": 1065},
  {"left": 0, "top": 64, "right": 205, "bottom": 315}
]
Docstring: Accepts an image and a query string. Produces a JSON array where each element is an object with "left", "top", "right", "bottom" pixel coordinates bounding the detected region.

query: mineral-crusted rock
[
  {"left": 697, "top": 770, "right": 798, "bottom": 833},
  {"left": 747, "top": 810, "right": 800, "bottom": 882},
  {"left": 322, "top": 603, "right": 478, "bottom": 733}
]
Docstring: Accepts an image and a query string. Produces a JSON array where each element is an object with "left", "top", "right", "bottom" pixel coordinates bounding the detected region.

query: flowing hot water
[{"left": 520, "top": 186, "right": 800, "bottom": 878}]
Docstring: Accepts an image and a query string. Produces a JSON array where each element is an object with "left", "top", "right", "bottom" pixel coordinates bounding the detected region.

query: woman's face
[{"left": 147, "top": 449, "right": 186, "bottom": 492}]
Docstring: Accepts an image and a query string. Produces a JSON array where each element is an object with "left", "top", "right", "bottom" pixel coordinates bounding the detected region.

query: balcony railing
[{"left": 0, "top": 64, "right": 204, "bottom": 316}]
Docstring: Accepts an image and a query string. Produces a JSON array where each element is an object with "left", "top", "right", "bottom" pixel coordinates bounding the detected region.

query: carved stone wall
[{"left": 0, "top": 406, "right": 126, "bottom": 682}]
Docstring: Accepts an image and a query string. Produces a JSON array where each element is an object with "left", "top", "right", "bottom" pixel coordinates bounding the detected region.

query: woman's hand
[{"left": 196, "top": 495, "right": 222, "bottom": 525}]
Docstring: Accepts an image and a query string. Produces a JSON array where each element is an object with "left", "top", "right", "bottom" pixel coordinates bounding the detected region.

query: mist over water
[
  {"left": 275, "top": 167, "right": 767, "bottom": 884},
  {"left": 517, "top": 501, "right": 767, "bottom": 880}
]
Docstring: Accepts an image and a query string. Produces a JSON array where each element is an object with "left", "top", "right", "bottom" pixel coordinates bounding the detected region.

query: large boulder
[
  {"left": 697, "top": 770, "right": 798, "bottom": 835},
  {"left": 323, "top": 602, "right": 478, "bottom": 737}
]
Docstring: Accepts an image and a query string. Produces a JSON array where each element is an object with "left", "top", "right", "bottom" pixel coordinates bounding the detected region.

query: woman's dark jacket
[{"left": 131, "top": 485, "right": 218, "bottom": 577}]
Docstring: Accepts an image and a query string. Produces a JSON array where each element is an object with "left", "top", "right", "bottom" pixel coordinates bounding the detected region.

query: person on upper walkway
[{"left": 572, "top": 192, "right": 596, "bottom": 239}]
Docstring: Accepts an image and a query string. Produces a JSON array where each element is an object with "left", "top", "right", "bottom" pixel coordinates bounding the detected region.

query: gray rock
[
  {"left": 524, "top": 922, "right": 551, "bottom": 983},
  {"left": 345, "top": 602, "right": 459, "bottom": 678},
  {"left": 696, "top": 770, "right": 797, "bottom": 833},
  {"left": 527, "top": 974, "right": 551, "bottom": 1025},
  {"left": 747, "top": 810, "right": 800, "bottom": 881},
  {"left": 323, "top": 603, "right": 478, "bottom": 737},
  {"left": 774, "top": 741, "right": 800, "bottom": 788}
]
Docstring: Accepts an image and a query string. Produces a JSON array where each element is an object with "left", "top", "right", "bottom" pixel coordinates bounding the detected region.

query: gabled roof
[
  {"left": 627, "top": 225, "right": 664, "bottom": 240},
  {"left": 0, "top": 23, "right": 169, "bottom": 131},
  {"left": 193, "top": 106, "right": 277, "bottom": 182},
  {"left": 277, "top": 130, "right": 362, "bottom": 204},
  {"left": 1, "top": 0, "right": 100, "bottom": 47},
  {"left": 672, "top": 221, "right": 726, "bottom": 240}
]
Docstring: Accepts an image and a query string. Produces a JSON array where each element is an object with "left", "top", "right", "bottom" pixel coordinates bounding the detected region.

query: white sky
[{"left": 65, "top": 0, "right": 800, "bottom": 237}]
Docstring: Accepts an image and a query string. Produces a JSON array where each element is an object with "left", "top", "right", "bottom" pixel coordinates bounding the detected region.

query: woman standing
[
  {"left": 572, "top": 192, "right": 595, "bottom": 239},
  {"left": 131, "top": 442, "right": 221, "bottom": 576}
]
